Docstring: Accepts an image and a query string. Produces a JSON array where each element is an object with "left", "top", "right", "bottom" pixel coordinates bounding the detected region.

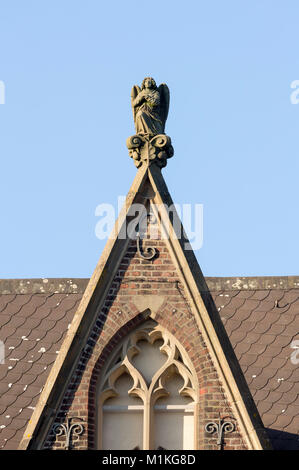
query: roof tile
[{"left": 0, "top": 279, "right": 298, "bottom": 450}]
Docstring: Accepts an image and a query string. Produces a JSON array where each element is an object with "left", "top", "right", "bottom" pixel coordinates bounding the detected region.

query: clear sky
[{"left": 0, "top": 0, "right": 299, "bottom": 279}]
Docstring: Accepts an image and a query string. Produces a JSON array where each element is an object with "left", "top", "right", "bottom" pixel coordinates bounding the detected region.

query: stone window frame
[{"left": 96, "top": 320, "right": 199, "bottom": 450}]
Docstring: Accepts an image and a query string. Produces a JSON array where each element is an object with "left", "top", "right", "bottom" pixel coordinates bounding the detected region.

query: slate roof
[{"left": 0, "top": 277, "right": 298, "bottom": 450}]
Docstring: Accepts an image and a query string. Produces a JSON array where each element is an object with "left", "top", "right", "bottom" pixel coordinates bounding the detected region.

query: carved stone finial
[
  {"left": 127, "top": 77, "right": 174, "bottom": 168},
  {"left": 126, "top": 133, "right": 174, "bottom": 169}
]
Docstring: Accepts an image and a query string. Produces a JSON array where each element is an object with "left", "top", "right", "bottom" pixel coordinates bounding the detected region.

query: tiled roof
[
  {"left": 212, "top": 284, "right": 299, "bottom": 450},
  {"left": 0, "top": 277, "right": 298, "bottom": 450},
  {"left": 0, "top": 284, "right": 82, "bottom": 450}
]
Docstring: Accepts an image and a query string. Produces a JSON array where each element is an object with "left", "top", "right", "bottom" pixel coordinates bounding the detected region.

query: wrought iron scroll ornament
[
  {"left": 205, "top": 415, "right": 235, "bottom": 450},
  {"left": 136, "top": 212, "right": 157, "bottom": 260},
  {"left": 53, "top": 417, "right": 84, "bottom": 450}
]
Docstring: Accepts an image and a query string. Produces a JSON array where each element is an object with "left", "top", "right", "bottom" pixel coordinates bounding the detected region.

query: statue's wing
[
  {"left": 158, "top": 83, "right": 170, "bottom": 132},
  {"left": 131, "top": 85, "right": 141, "bottom": 126}
]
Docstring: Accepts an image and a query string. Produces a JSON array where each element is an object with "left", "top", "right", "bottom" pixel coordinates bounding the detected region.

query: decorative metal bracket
[
  {"left": 53, "top": 416, "right": 84, "bottom": 450},
  {"left": 137, "top": 235, "right": 156, "bottom": 260},
  {"left": 205, "top": 415, "right": 235, "bottom": 450},
  {"left": 136, "top": 212, "right": 157, "bottom": 260}
]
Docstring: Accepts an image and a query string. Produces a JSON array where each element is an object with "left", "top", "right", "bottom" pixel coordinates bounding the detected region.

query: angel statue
[
  {"left": 131, "top": 77, "right": 170, "bottom": 136},
  {"left": 127, "top": 77, "right": 173, "bottom": 169}
]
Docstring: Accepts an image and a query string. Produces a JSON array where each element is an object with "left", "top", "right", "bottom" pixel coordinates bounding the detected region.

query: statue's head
[{"left": 141, "top": 77, "right": 157, "bottom": 90}]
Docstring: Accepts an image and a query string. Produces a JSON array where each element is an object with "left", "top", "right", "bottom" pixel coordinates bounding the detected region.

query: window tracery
[{"left": 97, "top": 320, "right": 198, "bottom": 450}]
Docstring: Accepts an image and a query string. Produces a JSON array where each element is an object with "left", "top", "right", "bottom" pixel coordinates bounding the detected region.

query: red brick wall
[{"left": 43, "top": 227, "right": 247, "bottom": 450}]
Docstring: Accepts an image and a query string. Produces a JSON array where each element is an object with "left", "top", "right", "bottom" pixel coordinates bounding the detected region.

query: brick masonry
[{"left": 43, "top": 224, "right": 248, "bottom": 450}]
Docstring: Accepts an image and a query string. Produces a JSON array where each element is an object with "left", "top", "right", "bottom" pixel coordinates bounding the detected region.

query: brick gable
[
  {"left": 42, "top": 224, "right": 247, "bottom": 450},
  {"left": 19, "top": 166, "right": 270, "bottom": 450}
]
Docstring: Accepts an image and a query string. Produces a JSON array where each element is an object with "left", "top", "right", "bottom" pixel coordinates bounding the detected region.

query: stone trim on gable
[{"left": 18, "top": 166, "right": 271, "bottom": 450}]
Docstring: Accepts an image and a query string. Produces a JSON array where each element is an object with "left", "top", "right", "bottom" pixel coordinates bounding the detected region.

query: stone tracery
[{"left": 97, "top": 321, "right": 198, "bottom": 450}]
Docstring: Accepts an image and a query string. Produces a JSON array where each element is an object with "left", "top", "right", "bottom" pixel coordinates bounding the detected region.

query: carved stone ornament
[
  {"left": 127, "top": 77, "right": 174, "bottom": 168},
  {"left": 126, "top": 133, "right": 174, "bottom": 169},
  {"left": 98, "top": 321, "right": 197, "bottom": 412},
  {"left": 98, "top": 321, "right": 198, "bottom": 450}
]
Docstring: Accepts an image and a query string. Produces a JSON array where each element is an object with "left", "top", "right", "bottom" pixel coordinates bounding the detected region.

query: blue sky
[{"left": 0, "top": 1, "right": 299, "bottom": 279}]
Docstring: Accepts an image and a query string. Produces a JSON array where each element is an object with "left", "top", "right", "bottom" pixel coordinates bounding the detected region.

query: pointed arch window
[{"left": 97, "top": 321, "right": 198, "bottom": 450}]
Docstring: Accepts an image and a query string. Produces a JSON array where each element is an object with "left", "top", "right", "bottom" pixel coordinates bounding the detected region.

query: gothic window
[{"left": 97, "top": 320, "right": 198, "bottom": 450}]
